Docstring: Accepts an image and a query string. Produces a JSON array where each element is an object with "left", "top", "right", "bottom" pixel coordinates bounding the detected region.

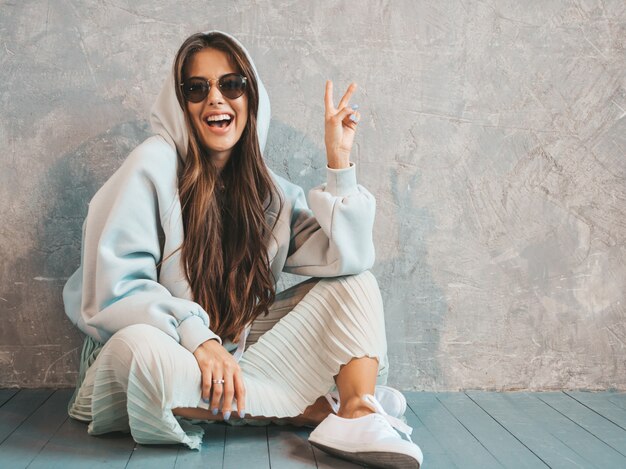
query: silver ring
[{"left": 212, "top": 379, "right": 225, "bottom": 384}]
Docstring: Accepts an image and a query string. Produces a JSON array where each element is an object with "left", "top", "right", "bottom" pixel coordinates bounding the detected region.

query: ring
[{"left": 212, "top": 379, "right": 225, "bottom": 384}]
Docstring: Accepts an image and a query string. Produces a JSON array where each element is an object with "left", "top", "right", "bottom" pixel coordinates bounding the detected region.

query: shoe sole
[{"left": 310, "top": 440, "right": 420, "bottom": 469}]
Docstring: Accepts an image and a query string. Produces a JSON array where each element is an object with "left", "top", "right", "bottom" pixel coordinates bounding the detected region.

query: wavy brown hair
[{"left": 173, "top": 32, "right": 282, "bottom": 342}]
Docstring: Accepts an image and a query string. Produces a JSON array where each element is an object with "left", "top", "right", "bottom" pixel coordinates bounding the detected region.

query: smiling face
[{"left": 184, "top": 48, "right": 248, "bottom": 169}]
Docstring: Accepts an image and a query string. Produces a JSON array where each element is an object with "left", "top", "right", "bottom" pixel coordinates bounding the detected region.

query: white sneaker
[
  {"left": 309, "top": 394, "right": 423, "bottom": 468},
  {"left": 325, "top": 385, "right": 407, "bottom": 418}
]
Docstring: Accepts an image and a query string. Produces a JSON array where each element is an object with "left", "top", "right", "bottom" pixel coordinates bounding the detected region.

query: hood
[{"left": 149, "top": 30, "right": 271, "bottom": 161}]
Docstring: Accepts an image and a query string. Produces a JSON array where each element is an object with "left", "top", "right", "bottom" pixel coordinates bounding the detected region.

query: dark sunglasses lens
[
  {"left": 219, "top": 74, "right": 246, "bottom": 99},
  {"left": 183, "top": 79, "right": 208, "bottom": 103}
]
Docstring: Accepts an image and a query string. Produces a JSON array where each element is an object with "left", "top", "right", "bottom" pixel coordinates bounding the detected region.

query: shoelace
[
  {"left": 362, "top": 393, "right": 414, "bottom": 441},
  {"left": 325, "top": 387, "right": 407, "bottom": 419},
  {"left": 324, "top": 393, "right": 341, "bottom": 413}
]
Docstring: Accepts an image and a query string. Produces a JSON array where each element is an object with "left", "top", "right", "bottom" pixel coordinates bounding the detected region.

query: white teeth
[{"left": 205, "top": 114, "right": 232, "bottom": 122}]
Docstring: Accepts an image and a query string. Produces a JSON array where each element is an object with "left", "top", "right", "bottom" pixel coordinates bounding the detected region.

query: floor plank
[
  {"left": 404, "top": 397, "right": 457, "bottom": 468},
  {"left": 405, "top": 392, "right": 501, "bottom": 468},
  {"left": 126, "top": 443, "right": 179, "bottom": 469},
  {"left": 28, "top": 414, "right": 135, "bottom": 468},
  {"left": 0, "top": 389, "right": 54, "bottom": 444},
  {"left": 2, "top": 390, "right": 625, "bottom": 468},
  {"left": 466, "top": 391, "right": 595, "bottom": 468},
  {"left": 537, "top": 392, "right": 626, "bottom": 457},
  {"left": 174, "top": 422, "right": 226, "bottom": 469},
  {"left": 510, "top": 393, "right": 626, "bottom": 467},
  {"left": 606, "top": 391, "right": 626, "bottom": 411},
  {"left": 566, "top": 391, "right": 626, "bottom": 430},
  {"left": 437, "top": 392, "right": 548, "bottom": 468},
  {"left": 0, "top": 388, "right": 19, "bottom": 407},
  {"left": 267, "top": 424, "right": 316, "bottom": 468},
  {"left": 222, "top": 424, "right": 269, "bottom": 469},
  {"left": 0, "top": 389, "right": 71, "bottom": 468}
]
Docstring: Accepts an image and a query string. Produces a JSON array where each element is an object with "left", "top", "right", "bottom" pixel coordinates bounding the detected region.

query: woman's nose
[{"left": 206, "top": 81, "right": 224, "bottom": 104}]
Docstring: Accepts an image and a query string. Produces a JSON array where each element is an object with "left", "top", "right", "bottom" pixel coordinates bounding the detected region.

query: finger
[
  {"left": 337, "top": 82, "right": 357, "bottom": 111},
  {"left": 335, "top": 106, "right": 358, "bottom": 124},
  {"left": 324, "top": 80, "right": 334, "bottom": 116},
  {"left": 201, "top": 369, "right": 212, "bottom": 405},
  {"left": 344, "top": 109, "right": 360, "bottom": 125},
  {"left": 221, "top": 371, "right": 235, "bottom": 420},
  {"left": 233, "top": 371, "right": 246, "bottom": 418},
  {"left": 209, "top": 369, "right": 223, "bottom": 415}
]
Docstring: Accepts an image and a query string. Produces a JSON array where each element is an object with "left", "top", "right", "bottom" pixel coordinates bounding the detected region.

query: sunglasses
[{"left": 180, "top": 73, "right": 247, "bottom": 103}]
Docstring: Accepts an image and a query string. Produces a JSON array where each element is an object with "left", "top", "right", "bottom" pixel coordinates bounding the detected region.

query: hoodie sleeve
[
  {"left": 63, "top": 139, "right": 221, "bottom": 353},
  {"left": 282, "top": 162, "right": 376, "bottom": 277}
]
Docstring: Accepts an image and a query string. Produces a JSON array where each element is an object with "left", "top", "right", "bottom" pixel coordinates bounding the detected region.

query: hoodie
[{"left": 62, "top": 31, "right": 376, "bottom": 356}]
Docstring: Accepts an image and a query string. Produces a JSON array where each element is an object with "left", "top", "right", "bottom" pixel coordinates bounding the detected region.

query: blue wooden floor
[{"left": 1, "top": 389, "right": 625, "bottom": 468}]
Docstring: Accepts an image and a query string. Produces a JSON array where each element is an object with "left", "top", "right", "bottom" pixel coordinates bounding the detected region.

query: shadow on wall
[
  {"left": 262, "top": 119, "right": 327, "bottom": 292},
  {"left": 43, "top": 120, "right": 153, "bottom": 282},
  {"left": 1, "top": 120, "right": 153, "bottom": 388}
]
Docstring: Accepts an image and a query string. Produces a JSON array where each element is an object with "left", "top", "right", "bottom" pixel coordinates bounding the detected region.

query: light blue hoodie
[{"left": 62, "top": 31, "right": 376, "bottom": 356}]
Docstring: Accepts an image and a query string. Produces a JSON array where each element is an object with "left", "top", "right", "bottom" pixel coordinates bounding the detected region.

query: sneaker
[
  {"left": 325, "top": 385, "right": 407, "bottom": 418},
  {"left": 309, "top": 394, "right": 423, "bottom": 468}
]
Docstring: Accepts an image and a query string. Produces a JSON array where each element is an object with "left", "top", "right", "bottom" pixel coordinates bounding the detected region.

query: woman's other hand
[
  {"left": 324, "top": 80, "right": 360, "bottom": 169},
  {"left": 193, "top": 339, "right": 246, "bottom": 420}
]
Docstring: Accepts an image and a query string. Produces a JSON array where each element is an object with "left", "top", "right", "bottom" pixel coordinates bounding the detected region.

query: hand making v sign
[{"left": 324, "top": 80, "right": 360, "bottom": 170}]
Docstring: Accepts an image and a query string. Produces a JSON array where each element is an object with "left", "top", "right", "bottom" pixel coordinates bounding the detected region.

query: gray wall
[{"left": 1, "top": 0, "right": 624, "bottom": 390}]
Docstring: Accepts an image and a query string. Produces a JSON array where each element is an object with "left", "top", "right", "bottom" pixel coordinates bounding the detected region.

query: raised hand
[{"left": 324, "top": 80, "right": 360, "bottom": 169}]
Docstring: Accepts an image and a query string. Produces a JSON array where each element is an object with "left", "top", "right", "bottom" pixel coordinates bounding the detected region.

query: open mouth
[{"left": 205, "top": 113, "right": 233, "bottom": 129}]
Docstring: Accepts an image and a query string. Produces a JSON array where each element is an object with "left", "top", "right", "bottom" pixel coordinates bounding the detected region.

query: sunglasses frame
[{"left": 179, "top": 73, "right": 248, "bottom": 103}]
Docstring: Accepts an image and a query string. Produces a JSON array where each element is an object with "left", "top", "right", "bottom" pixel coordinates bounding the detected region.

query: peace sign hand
[{"left": 324, "top": 80, "right": 360, "bottom": 170}]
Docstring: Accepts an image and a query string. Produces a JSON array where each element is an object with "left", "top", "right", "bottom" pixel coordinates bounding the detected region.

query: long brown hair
[{"left": 173, "top": 32, "right": 282, "bottom": 342}]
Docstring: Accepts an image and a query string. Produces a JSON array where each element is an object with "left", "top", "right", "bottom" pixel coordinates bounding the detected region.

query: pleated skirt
[{"left": 68, "top": 270, "right": 389, "bottom": 450}]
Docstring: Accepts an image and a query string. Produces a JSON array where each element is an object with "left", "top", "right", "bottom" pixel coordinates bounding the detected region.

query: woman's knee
[
  {"left": 102, "top": 324, "right": 200, "bottom": 394},
  {"left": 102, "top": 324, "right": 178, "bottom": 373},
  {"left": 110, "top": 323, "right": 165, "bottom": 342}
]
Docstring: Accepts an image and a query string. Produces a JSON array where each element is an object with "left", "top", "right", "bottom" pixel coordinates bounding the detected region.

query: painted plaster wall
[{"left": 1, "top": 0, "right": 624, "bottom": 390}]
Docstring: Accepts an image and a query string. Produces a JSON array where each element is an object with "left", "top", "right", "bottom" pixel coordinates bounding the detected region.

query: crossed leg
[
  {"left": 172, "top": 355, "right": 379, "bottom": 424},
  {"left": 173, "top": 271, "right": 386, "bottom": 425}
]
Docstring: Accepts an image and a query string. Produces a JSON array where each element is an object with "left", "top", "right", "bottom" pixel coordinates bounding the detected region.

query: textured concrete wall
[{"left": 1, "top": 0, "right": 624, "bottom": 390}]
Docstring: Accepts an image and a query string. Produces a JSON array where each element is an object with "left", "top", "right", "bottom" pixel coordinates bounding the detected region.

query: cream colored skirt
[{"left": 68, "top": 271, "right": 389, "bottom": 450}]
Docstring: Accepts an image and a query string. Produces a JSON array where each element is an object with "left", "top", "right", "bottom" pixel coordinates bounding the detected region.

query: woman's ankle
[{"left": 336, "top": 395, "right": 375, "bottom": 419}]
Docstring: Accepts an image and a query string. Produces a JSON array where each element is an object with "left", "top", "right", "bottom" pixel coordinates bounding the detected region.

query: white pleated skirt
[{"left": 68, "top": 270, "right": 389, "bottom": 450}]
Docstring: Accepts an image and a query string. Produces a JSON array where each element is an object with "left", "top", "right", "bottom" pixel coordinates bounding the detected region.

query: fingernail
[
  {"left": 211, "top": 408, "right": 219, "bottom": 415},
  {"left": 349, "top": 114, "right": 359, "bottom": 123},
  {"left": 238, "top": 409, "right": 245, "bottom": 418},
  {"left": 351, "top": 104, "right": 359, "bottom": 110},
  {"left": 223, "top": 411, "right": 231, "bottom": 421},
  {"left": 202, "top": 397, "right": 210, "bottom": 404}
]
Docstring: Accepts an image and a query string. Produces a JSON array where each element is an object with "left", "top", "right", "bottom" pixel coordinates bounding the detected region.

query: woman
[{"left": 63, "top": 30, "right": 423, "bottom": 468}]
